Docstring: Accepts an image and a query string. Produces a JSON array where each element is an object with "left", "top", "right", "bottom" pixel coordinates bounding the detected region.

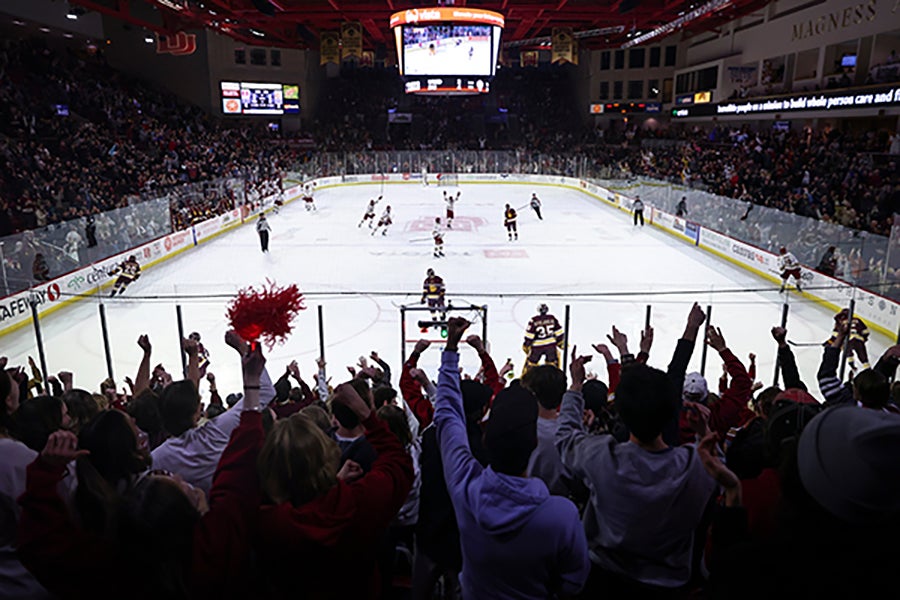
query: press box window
[{"left": 234, "top": 49, "right": 246, "bottom": 64}]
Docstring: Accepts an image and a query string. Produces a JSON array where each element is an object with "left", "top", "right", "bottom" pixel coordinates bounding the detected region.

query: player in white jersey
[
  {"left": 372, "top": 205, "right": 393, "bottom": 236},
  {"left": 303, "top": 184, "right": 317, "bottom": 212},
  {"left": 778, "top": 246, "right": 803, "bottom": 293},
  {"left": 445, "top": 190, "right": 459, "bottom": 229},
  {"left": 359, "top": 196, "right": 381, "bottom": 228},
  {"left": 432, "top": 217, "right": 445, "bottom": 258}
]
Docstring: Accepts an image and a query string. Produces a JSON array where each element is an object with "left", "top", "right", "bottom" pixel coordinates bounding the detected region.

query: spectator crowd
[{"left": 1, "top": 301, "right": 899, "bottom": 599}]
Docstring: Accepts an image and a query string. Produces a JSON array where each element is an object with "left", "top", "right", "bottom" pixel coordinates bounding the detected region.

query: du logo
[{"left": 405, "top": 9, "right": 419, "bottom": 23}]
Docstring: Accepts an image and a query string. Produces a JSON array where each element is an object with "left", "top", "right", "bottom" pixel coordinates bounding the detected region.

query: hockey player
[
  {"left": 778, "top": 246, "right": 803, "bottom": 292},
  {"left": 303, "top": 184, "right": 316, "bottom": 212},
  {"left": 530, "top": 192, "right": 543, "bottom": 220},
  {"left": 108, "top": 255, "right": 141, "bottom": 296},
  {"left": 632, "top": 195, "right": 645, "bottom": 226},
  {"left": 826, "top": 309, "right": 870, "bottom": 369},
  {"left": 522, "top": 303, "right": 565, "bottom": 374},
  {"left": 432, "top": 217, "right": 445, "bottom": 258},
  {"left": 359, "top": 196, "right": 380, "bottom": 228},
  {"left": 445, "top": 190, "right": 457, "bottom": 228},
  {"left": 504, "top": 203, "right": 518, "bottom": 241},
  {"left": 372, "top": 205, "right": 392, "bottom": 236},
  {"left": 188, "top": 331, "right": 211, "bottom": 376},
  {"left": 256, "top": 214, "right": 272, "bottom": 252},
  {"left": 273, "top": 189, "right": 284, "bottom": 214},
  {"left": 675, "top": 196, "right": 688, "bottom": 217},
  {"left": 420, "top": 268, "right": 445, "bottom": 326}
]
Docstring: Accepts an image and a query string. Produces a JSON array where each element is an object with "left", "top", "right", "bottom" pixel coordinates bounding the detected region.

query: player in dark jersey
[
  {"left": 109, "top": 255, "right": 141, "bottom": 296},
  {"left": 504, "top": 204, "right": 518, "bottom": 241},
  {"left": 522, "top": 303, "right": 565, "bottom": 374},
  {"left": 420, "top": 268, "right": 446, "bottom": 326},
  {"left": 826, "top": 309, "right": 870, "bottom": 369}
]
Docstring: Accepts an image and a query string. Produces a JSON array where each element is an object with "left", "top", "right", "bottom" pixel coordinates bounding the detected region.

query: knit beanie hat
[
  {"left": 483, "top": 384, "right": 538, "bottom": 476},
  {"left": 798, "top": 405, "right": 900, "bottom": 524},
  {"left": 683, "top": 372, "right": 709, "bottom": 403}
]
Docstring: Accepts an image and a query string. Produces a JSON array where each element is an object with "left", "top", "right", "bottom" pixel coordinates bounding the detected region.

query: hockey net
[
  {"left": 435, "top": 173, "right": 459, "bottom": 187},
  {"left": 399, "top": 302, "right": 487, "bottom": 362}
]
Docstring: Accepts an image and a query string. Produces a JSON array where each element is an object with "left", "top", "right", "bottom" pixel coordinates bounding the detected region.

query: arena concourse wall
[{"left": 2, "top": 174, "right": 897, "bottom": 342}]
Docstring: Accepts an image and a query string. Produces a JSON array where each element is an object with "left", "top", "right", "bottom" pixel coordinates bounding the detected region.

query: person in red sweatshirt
[
  {"left": 17, "top": 335, "right": 268, "bottom": 600},
  {"left": 256, "top": 381, "right": 414, "bottom": 599}
]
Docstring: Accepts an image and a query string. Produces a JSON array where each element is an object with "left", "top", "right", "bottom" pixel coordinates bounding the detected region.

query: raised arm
[
  {"left": 434, "top": 318, "right": 482, "bottom": 496},
  {"left": 466, "top": 334, "right": 504, "bottom": 397},
  {"left": 182, "top": 337, "right": 201, "bottom": 389},
  {"left": 400, "top": 339, "right": 433, "bottom": 427},
  {"left": 817, "top": 324, "right": 852, "bottom": 406},
  {"left": 134, "top": 335, "right": 153, "bottom": 395},
  {"left": 18, "top": 431, "right": 106, "bottom": 599},
  {"left": 668, "top": 303, "right": 706, "bottom": 381},
  {"left": 333, "top": 382, "right": 414, "bottom": 524},
  {"left": 771, "top": 327, "right": 806, "bottom": 390},
  {"left": 556, "top": 347, "right": 606, "bottom": 481},
  {"left": 706, "top": 326, "right": 754, "bottom": 438}
]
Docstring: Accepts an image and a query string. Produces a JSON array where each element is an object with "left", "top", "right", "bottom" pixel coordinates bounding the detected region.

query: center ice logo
[{"left": 407, "top": 216, "right": 486, "bottom": 233}]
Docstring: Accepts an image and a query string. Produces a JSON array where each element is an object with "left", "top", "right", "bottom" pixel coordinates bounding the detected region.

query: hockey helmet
[
  {"left": 538, "top": 303, "right": 549, "bottom": 315},
  {"left": 129, "top": 255, "right": 137, "bottom": 261},
  {"left": 427, "top": 268, "right": 435, "bottom": 277},
  {"left": 779, "top": 246, "right": 787, "bottom": 254},
  {"left": 189, "top": 331, "right": 201, "bottom": 341}
]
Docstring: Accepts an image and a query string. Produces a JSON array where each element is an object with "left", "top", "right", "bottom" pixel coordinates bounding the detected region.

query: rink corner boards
[{"left": 0, "top": 187, "right": 304, "bottom": 339}]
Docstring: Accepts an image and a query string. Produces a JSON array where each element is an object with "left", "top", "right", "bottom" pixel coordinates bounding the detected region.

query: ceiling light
[
  {"left": 67, "top": 11, "right": 78, "bottom": 20},
  {"left": 63, "top": 33, "right": 74, "bottom": 38},
  {"left": 12, "top": 20, "right": 25, "bottom": 26},
  {"left": 145, "top": 35, "right": 154, "bottom": 43},
  {"left": 250, "top": 29, "right": 265, "bottom": 37},
  {"left": 39, "top": 27, "right": 51, "bottom": 33}
]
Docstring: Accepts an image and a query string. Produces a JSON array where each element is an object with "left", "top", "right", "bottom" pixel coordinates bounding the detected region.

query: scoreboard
[{"left": 220, "top": 81, "right": 300, "bottom": 115}]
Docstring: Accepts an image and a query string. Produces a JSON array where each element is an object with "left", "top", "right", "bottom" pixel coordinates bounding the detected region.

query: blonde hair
[{"left": 258, "top": 413, "right": 340, "bottom": 506}]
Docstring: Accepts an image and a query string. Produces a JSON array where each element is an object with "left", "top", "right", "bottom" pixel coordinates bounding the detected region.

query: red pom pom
[{"left": 226, "top": 280, "right": 306, "bottom": 348}]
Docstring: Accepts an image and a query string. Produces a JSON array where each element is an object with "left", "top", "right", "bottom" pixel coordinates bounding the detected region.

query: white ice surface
[{"left": 1, "top": 183, "right": 891, "bottom": 399}]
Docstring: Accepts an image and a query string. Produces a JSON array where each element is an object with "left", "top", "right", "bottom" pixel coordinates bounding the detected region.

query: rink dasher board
[
  {"left": 0, "top": 185, "right": 305, "bottom": 337},
  {"left": 1, "top": 174, "right": 896, "bottom": 341}
]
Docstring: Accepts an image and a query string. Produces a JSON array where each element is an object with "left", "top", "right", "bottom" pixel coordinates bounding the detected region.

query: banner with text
[
  {"left": 341, "top": 22, "right": 363, "bottom": 60},
  {"left": 320, "top": 31, "right": 340, "bottom": 65}
]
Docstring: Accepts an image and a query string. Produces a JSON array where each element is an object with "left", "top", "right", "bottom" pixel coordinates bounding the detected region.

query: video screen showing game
[{"left": 402, "top": 24, "right": 494, "bottom": 77}]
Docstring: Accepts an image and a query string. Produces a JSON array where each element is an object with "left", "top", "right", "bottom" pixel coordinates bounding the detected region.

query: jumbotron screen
[
  {"left": 390, "top": 8, "right": 504, "bottom": 85},
  {"left": 220, "top": 81, "right": 300, "bottom": 115}
]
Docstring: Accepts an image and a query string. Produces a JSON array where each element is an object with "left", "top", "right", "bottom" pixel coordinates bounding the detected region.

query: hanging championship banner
[
  {"left": 341, "top": 21, "right": 362, "bottom": 60},
  {"left": 551, "top": 27, "right": 574, "bottom": 64},
  {"left": 320, "top": 31, "right": 340, "bottom": 65},
  {"left": 521, "top": 50, "right": 538, "bottom": 67},
  {"left": 360, "top": 50, "right": 375, "bottom": 67}
]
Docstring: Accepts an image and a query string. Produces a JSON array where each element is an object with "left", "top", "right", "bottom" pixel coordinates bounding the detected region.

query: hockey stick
[
  {"left": 408, "top": 237, "right": 434, "bottom": 243},
  {"left": 787, "top": 340, "right": 823, "bottom": 347}
]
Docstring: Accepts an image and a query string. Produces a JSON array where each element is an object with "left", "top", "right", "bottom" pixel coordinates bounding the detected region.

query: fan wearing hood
[{"left": 434, "top": 317, "right": 589, "bottom": 600}]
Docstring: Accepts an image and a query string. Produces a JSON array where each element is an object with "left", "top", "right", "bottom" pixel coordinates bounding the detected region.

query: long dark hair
[
  {"left": 75, "top": 410, "right": 150, "bottom": 535},
  {"left": 116, "top": 477, "right": 201, "bottom": 599}
]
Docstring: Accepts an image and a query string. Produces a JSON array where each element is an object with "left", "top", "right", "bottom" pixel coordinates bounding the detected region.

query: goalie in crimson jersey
[{"left": 522, "top": 303, "right": 565, "bottom": 374}]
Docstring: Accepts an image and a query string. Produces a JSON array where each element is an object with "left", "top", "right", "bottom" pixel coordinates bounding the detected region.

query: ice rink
[
  {"left": 404, "top": 38, "right": 493, "bottom": 76},
  {"left": 1, "top": 182, "right": 891, "bottom": 398}
]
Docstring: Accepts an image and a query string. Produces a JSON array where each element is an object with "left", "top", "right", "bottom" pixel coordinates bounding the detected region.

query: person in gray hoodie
[
  {"left": 435, "top": 317, "right": 589, "bottom": 599},
  {"left": 556, "top": 348, "right": 717, "bottom": 595}
]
